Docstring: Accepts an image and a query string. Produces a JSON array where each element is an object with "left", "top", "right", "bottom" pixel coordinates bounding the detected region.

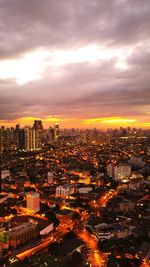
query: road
[
  {"left": 16, "top": 187, "right": 119, "bottom": 266},
  {"left": 78, "top": 230, "right": 105, "bottom": 267},
  {"left": 16, "top": 220, "right": 75, "bottom": 260}
]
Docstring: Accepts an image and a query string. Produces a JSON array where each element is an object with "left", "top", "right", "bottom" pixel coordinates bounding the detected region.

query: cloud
[
  {"left": 0, "top": 0, "right": 150, "bottom": 58},
  {"left": 0, "top": 0, "right": 150, "bottom": 127}
]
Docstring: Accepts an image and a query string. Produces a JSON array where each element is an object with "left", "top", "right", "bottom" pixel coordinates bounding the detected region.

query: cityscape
[
  {"left": 0, "top": 1, "right": 150, "bottom": 267},
  {"left": 0, "top": 122, "right": 150, "bottom": 267}
]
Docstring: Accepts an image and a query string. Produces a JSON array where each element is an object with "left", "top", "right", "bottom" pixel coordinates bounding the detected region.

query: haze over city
[{"left": 0, "top": 0, "right": 150, "bottom": 129}]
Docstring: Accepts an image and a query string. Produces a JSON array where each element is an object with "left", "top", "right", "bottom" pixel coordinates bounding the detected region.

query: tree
[
  {"left": 63, "top": 231, "right": 76, "bottom": 241},
  {"left": 48, "top": 241, "right": 61, "bottom": 256},
  {"left": 72, "top": 251, "right": 83, "bottom": 265},
  {"left": 10, "top": 208, "right": 17, "bottom": 215},
  {"left": 45, "top": 210, "right": 60, "bottom": 227}
]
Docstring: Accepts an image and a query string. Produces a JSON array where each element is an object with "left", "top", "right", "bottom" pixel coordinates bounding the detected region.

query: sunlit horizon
[{"left": 0, "top": 116, "right": 149, "bottom": 129}]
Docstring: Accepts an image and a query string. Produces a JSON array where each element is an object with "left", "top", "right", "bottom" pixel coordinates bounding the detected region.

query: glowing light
[
  {"left": 115, "top": 60, "right": 128, "bottom": 70},
  {"left": 44, "top": 116, "right": 60, "bottom": 123},
  {"left": 84, "top": 117, "right": 137, "bottom": 125},
  {"left": 144, "top": 122, "right": 150, "bottom": 127},
  {"left": 18, "top": 117, "right": 41, "bottom": 123},
  {"left": 0, "top": 45, "right": 132, "bottom": 84},
  {"left": 51, "top": 45, "right": 131, "bottom": 69},
  {"left": 102, "top": 118, "right": 136, "bottom": 123},
  {"left": 0, "top": 116, "right": 148, "bottom": 129},
  {"left": 9, "top": 116, "right": 60, "bottom": 126},
  {"left": 0, "top": 49, "right": 49, "bottom": 84}
]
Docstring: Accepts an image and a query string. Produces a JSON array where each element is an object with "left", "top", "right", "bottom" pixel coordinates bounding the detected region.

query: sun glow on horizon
[
  {"left": 0, "top": 116, "right": 149, "bottom": 129},
  {"left": 84, "top": 117, "right": 137, "bottom": 125}
]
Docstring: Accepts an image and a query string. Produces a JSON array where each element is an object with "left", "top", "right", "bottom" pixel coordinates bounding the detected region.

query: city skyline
[{"left": 0, "top": 1, "right": 150, "bottom": 129}]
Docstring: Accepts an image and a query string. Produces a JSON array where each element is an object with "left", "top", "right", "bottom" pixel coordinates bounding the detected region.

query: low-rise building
[
  {"left": 56, "top": 184, "right": 75, "bottom": 197},
  {"left": 114, "top": 164, "right": 131, "bottom": 181},
  {"left": 78, "top": 186, "right": 93, "bottom": 194},
  {"left": 128, "top": 157, "right": 145, "bottom": 168},
  {"left": 115, "top": 199, "right": 135, "bottom": 213},
  {"left": 86, "top": 221, "right": 130, "bottom": 241},
  {"left": 0, "top": 221, "right": 38, "bottom": 249},
  {"left": 107, "top": 163, "right": 131, "bottom": 181}
]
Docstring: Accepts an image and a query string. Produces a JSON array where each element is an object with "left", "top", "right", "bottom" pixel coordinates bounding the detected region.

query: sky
[{"left": 0, "top": 0, "right": 150, "bottom": 129}]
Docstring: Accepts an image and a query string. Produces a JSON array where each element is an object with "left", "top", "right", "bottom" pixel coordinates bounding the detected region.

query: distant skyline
[{"left": 0, "top": 0, "right": 150, "bottom": 129}]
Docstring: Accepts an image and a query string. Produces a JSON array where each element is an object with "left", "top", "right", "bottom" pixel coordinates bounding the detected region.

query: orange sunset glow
[{"left": 0, "top": 116, "right": 149, "bottom": 129}]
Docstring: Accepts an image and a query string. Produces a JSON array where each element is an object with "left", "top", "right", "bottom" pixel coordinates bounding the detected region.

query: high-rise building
[
  {"left": 48, "top": 127, "right": 54, "bottom": 142},
  {"left": 0, "top": 127, "right": 10, "bottom": 152},
  {"left": 15, "top": 124, "right": 20, "bottom": 130},
  {"left": 33, "top": 120, "right": 43, "bottom": 130},
  {"left": 35, "top": 130, "right": 42, "bottom": 149},
  {"left": 18, "top": 129, "right": 25, "bottom": 150},
  {"left": 33, "top": 120, "right": 43, "bottom": 150},
  {"left": 54, "top": 123, "right": 59, "bottom": 142},
  {"left": 24, "top": 127, "right": 36, "bottom": 150},
  {"left": 26, "top": 192, "right": 40, "bottom": 213}
]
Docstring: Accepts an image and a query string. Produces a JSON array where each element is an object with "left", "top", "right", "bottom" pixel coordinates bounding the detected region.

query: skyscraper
[
  {"left": 0, "top": 127, "right": 10, "bottom": 151},
  {"left": 33, "top": 120, "right": 43, "bottom": 150},
  {"left": 24, "top": 127, "right": 36, "bottom": 150},
  {"left": 54, "top": 123, "right": 59, "bottom": 142},
  {"left": 18, "top": 129, "right": 25, "bottom": 150},
  {"left": 33, "top": 120, "right": 43, "bottom": 131}
]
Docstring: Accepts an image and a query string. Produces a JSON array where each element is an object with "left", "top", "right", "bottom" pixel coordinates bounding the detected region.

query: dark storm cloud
[{"left": 0, "top": 0, "right": 150, "bottom": 121}]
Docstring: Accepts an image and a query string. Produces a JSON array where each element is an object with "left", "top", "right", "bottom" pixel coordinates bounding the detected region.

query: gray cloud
[
  {"left": 0, "top": 0, "right": 150, "bottom": 123},
  {"left": 1, "top": 0, "right": 150, "bottom": 58}
]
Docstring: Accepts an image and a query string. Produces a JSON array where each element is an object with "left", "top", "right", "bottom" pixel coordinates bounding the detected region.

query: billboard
[{"left": 40, "top": 223, "right": 54, "bottom": 235}]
